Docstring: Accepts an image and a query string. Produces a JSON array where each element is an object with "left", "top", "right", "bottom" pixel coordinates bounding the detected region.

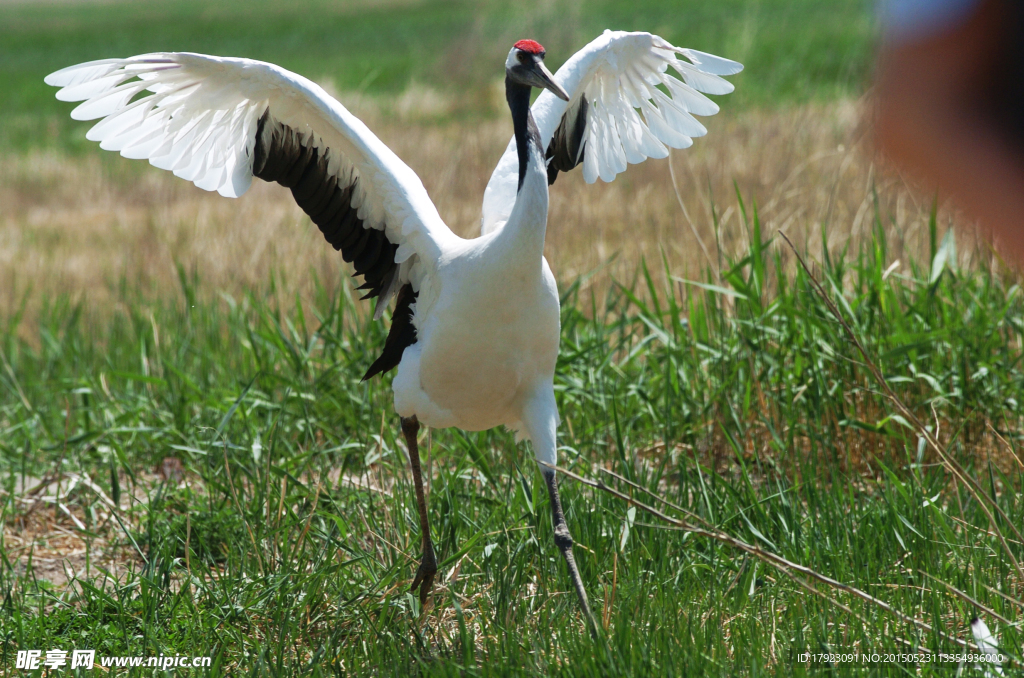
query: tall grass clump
[{"left": 1, "top": 194, "right": 1022, "bottom": 676}]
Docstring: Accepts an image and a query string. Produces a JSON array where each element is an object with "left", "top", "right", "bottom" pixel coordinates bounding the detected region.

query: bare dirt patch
[{"left": 1, "top": 471, "right": 174, "bottom": 591}]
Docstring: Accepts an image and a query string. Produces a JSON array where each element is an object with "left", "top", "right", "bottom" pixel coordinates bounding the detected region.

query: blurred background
[{"left": 0, "top": 0, "right": 888, "bottom": 323}]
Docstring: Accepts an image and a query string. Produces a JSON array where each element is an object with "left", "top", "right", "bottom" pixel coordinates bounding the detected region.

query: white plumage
[
  {"left": 970, "top": 617, "right": 1004, "bottom": 677},
  {"left": 46, "top": 52, "right": 455, "bottom": 317},
  {"left": 482, "top": 30, "right": 742, "bottom": 235},
  {"left": 46, "top": 31, "right": 740, "bottom": 629}
]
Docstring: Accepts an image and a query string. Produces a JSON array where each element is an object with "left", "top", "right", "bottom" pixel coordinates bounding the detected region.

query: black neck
[{"left": 506, "top": 76, "right": 541, "bottom": 192}]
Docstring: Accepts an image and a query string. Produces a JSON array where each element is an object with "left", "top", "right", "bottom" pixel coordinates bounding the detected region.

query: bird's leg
[
  {"left": 542, "top": 467, "right": 599, "bottom": 638},
  {"left": 402, "top": 415, "right": 437, "bottom": 608}
]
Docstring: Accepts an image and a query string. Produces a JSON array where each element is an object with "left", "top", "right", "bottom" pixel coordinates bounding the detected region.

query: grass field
[{"left": 3, "top": 0, "right": 1024, "bottom": 676}]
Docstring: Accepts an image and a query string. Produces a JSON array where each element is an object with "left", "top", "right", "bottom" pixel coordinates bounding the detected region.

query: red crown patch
[{"left": 513, "top": 39, "right": 545, "bottom": 55}]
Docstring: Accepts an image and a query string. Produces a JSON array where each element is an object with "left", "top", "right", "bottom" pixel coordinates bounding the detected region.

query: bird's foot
[{"left": 410, "top": 545, "right": 437, "bottom": 608}]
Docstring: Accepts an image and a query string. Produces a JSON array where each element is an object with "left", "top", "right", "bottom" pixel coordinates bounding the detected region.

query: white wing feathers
[
  {"left": 46, "top": 52, "right": 456, "bottom": 301},
  {"left": 481, "top": 31, "right": 742, "bottom": 235}
]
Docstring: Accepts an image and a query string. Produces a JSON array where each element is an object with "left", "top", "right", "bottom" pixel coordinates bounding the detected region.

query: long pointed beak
[{"left": 533, "top": 60, "right": 569, "bottom": 101}]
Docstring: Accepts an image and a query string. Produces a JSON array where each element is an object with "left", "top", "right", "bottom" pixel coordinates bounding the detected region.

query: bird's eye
[{"left": 517, "top": 51, "right": 529, "bottom": 63}]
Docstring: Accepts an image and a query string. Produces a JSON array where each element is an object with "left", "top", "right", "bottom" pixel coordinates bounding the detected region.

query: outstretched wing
[
  {"left": 47, "top": 52, "right": 463, "bottom": 379},
  {"left": 45, "top": 53, "right": 459, "bottom": 330},
  {"left": 480, "top": 31, "right": 742, "bottom": 235}
]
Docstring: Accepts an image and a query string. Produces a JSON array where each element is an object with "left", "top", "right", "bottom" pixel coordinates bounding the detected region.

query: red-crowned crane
[{"left": 45, "top": 31, "right": 741, "bottom": 635}]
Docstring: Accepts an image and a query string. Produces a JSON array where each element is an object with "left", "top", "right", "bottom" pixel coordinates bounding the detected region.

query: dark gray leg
[
  {"left": 403, "top": 415, "right": 437, "bottom": 607},
  {"left": 543, "top": 468, "right": 599, "bottom": 637}
]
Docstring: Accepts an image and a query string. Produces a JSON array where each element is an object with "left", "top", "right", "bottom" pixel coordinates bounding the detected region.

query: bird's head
[{"left": 505, "top": 40, "right": 569, "bottom": 101}]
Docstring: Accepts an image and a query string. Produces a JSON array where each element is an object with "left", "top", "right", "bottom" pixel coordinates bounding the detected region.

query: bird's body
[
  {"left": 397, "top": 61, "right": 562, "bottom": 457},
  {"left": 396, "top": 233, "right": 560, "bottom": 439},
  {"left": 45, "top": 31, "right": 741, "bottom": 634}
]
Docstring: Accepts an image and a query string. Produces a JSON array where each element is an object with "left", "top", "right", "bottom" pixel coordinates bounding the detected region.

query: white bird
[
  {"left": 45, "top": 31, "right": 741, "bottom": 634},
  {"left": 971, "top": 617, "right": 1004, "bottom": 677}
]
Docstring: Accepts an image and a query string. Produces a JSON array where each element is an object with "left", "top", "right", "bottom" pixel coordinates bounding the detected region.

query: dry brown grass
[
  {"left": 1, "top": 472, "right": 147, "bottom": 590},
  {"left": 0, "top": 92, "right": 964, "bottom": 328}
]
